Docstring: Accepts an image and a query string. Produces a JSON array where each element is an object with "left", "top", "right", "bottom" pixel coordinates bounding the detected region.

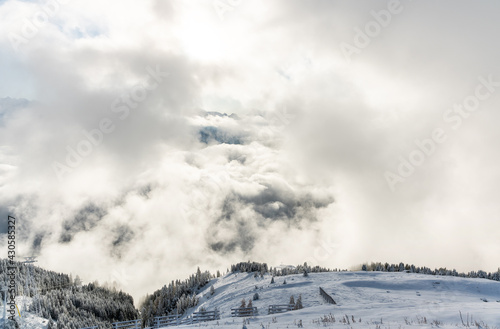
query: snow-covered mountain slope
[
  {"left": 185, "top": 271, "right": 500, "bottom": 329},
  {"left": 0, "top": 297, "right": 50, "bottom": 329},
  {"left": 15, "top": 311, "right": 49, "bottom": 329}
]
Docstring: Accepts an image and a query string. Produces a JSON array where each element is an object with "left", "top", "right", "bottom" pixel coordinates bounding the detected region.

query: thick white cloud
[{"left": 1, "top": 0, "right": 500, "bottom": 303}]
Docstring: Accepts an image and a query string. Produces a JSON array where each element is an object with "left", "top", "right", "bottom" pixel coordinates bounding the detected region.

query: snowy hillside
[
  {"left": 1, "top": 297, "right": 50, "bottom": 329},
  {"left": 13, "top": 310, "right": 48, "bottom": 329},
  {"left": 183, "top": 271, "right": 500, "bottom": 329}
]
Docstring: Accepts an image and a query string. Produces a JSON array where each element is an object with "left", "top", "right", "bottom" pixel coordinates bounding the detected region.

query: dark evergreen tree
[
  {"left": 139, "top": 267, "right": 211, "bottom": 327},
  {"left": 295, "top": 295, "right": 303, "bottom": 310}
]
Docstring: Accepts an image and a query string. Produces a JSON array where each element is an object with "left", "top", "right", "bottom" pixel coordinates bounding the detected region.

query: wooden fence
[
  {"left": 231, "top": 307, "right": 258, "bottom": 317},
  {"left": 268, "top": 304, "right": 294, "bottom": 314},
  {"left": 154, "top": 314, "right": 181, "bottom": 327},
  {"left": 192, "top": 310, "right": 220, "bottom": 322},
  {"left": 112, "top": 319, "right": 141, "bottom": 329},
  {"left": 319, "top": 287, "right": 336, "bottom": 304},
  {"left": 154, "top": 310, "right": 220, "bottom": 328}
]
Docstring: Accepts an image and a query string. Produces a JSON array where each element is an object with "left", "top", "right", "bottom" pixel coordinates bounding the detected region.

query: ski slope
[{"left": 184, "top": 271, "right": 500, "bottom": 329}]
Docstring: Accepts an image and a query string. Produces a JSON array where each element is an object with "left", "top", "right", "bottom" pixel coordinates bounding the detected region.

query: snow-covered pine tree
[{"left": 295, "top": 295, "right": 303, "bottom": 310}]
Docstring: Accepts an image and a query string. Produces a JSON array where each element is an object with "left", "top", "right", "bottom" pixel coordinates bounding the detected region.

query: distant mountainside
[
  {"left": 198, "top": 126, "right": 244, "bottom": 145},
  {"left": 0, "top": 97, "right": 30, "bottom": 118}
]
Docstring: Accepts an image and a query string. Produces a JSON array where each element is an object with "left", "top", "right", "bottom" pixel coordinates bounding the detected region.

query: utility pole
[{"left": 22, "top": 257, "right": 38, "bottom": 329}]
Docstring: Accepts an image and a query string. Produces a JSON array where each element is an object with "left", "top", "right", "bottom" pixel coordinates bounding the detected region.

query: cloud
[{"left": 0, "top": 0, "right": 500, "bottom": 304}]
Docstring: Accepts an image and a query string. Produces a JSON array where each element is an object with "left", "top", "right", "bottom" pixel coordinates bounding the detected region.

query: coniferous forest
[
  {"left": 139, "top": 267, "right": 211, "bottom": 327},
  {"left": 0, "top": 259, "right": 138, "bottom": 329}
]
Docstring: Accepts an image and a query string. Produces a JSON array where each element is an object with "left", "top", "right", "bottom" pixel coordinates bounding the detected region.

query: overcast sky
[{"left": 1, "top": 0, "right": 500, "bottom": 303}]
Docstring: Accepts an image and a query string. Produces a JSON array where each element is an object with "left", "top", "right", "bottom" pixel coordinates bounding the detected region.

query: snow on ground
[
  {"left": 1, "top": 296, "right": 49, "bottom": 329},
  {"left": 180, "top": 271, "right": 500, "bottom": 329},
  {"left": 8, "top": 271, "right": 499, "bottom": 329},
  {"left": 18, "top": 311, "right": 49, "bottom": 329}
]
